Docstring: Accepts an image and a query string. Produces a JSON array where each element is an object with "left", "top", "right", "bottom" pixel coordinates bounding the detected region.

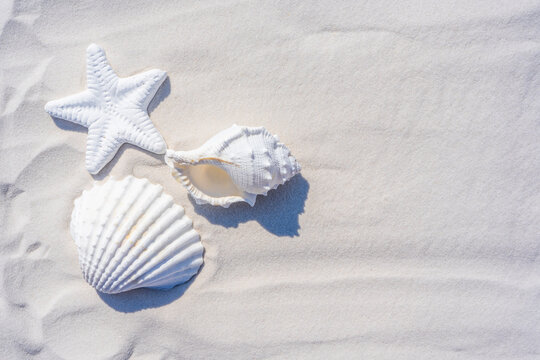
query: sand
[{"left": 1, "top": 1, "right": 540, "bottom": 359}]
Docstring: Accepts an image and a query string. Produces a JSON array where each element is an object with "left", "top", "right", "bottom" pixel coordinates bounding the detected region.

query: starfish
[{"left": 45, "top": 44, "right": 168, "bottom": 174}]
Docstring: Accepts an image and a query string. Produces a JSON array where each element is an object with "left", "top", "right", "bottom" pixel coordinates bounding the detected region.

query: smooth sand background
[{"left": 1, "top": 1, "right": 540, "bottom": 359}]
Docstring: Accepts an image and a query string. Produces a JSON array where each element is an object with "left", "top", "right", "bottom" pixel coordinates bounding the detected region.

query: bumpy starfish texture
[{"left": 45, "top": 44, "right": 168, "bottom": 174}]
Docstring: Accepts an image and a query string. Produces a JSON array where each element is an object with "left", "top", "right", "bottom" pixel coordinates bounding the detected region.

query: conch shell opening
[{"left": 170, "top": 161, "right": 253, "bottom": 206}]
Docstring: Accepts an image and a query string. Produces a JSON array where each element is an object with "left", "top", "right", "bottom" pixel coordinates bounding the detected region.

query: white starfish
[{"left": 45, "top": 44, "right": 168, "bottom": 174}]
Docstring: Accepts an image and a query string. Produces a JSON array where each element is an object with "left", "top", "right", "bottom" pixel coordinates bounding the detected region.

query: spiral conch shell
[
  {"left": 70, "top": 176, "right": 204, "bottom": 294},
  {"left": 165, "top": 125, "right": 301, "bottom": 207}
]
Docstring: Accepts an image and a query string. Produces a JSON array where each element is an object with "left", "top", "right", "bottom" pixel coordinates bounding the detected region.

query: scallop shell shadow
[{"left": 96, "top": 264, "right": 202, "bottom": 312}]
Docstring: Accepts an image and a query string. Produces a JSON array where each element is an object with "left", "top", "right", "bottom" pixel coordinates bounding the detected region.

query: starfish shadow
[
  {"left": 97, "top": 264, "right": 202, "bottom": 313},
  {"left": 148, "top": 76, "right": 171, "bottom": 115},
  {"left": 52, "top": 117, "right": 87, "bottom": 133},
  {"left": 90, "top": 144, "right": 166, "bottom": 180},
  {"left": 191, "top": 174, "right": 309, "bottom": 237}
]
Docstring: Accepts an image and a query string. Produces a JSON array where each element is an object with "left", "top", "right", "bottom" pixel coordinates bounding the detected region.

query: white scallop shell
[
  {"left": 70, "top": 176, "right": 204, "bottom": 294},
  {"left": 165, "top": 125, "right": 301, "bottom": 207}
]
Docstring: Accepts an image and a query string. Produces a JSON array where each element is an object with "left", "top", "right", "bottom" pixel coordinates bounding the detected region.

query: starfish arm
[
  {"left": 117, "top": 69, "right": 167, "bottom": 110},
  {"left": 44, "top": 90, "right": 102, "bottom": 128},
  {"left": 85, "top": 120, "right": 123, "bottom": 174},
  {"left": 117, "top": 109, "right": 167, "bottom": 154},
  {"left": 86, "top": 44, "right": 119, "bottom": 97}
]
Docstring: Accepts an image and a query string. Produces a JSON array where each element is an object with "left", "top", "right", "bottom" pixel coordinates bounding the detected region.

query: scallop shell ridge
[{"left": 70, "top": 176, "right": 204, "bottom": 294}]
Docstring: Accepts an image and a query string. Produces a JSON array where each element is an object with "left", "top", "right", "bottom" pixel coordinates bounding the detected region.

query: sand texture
[{"left": 1, "top": 1, "right": 539, "bottom": 359}]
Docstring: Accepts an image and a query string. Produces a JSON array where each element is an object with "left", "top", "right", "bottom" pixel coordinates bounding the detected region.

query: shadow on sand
[
  {"left": 191, "top": 174, "right": 309, "bottom": 237},
  {"left": 97, "top": 263, "right": 202, "bottom": 313}
]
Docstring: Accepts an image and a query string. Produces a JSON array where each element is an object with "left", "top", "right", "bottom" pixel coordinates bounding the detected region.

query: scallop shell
[
  {"left": 70, "top": 176, "right": 204, "bottom": 294},
  {"left": 165, "top": 125, "right": 301, "bottom": 207}
]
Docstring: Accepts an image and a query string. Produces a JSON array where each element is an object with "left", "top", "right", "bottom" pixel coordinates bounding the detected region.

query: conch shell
[{"left": 165, "top": 125, "right": 301, "bottom": 207}]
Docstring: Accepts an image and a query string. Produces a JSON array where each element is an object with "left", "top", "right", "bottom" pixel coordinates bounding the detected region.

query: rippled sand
[{"left": 1, "top": 1, "right": 539, "bottom": 358}]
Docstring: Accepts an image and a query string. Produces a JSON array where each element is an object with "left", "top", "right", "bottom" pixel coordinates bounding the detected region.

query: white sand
[{"left": 1, "top": 1, "right": 540, "bottom": 359}]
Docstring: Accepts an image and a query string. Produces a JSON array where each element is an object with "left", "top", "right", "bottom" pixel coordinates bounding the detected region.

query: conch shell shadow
[{"left": 191, "top": 174, "right": 309, "bottom": 237}]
